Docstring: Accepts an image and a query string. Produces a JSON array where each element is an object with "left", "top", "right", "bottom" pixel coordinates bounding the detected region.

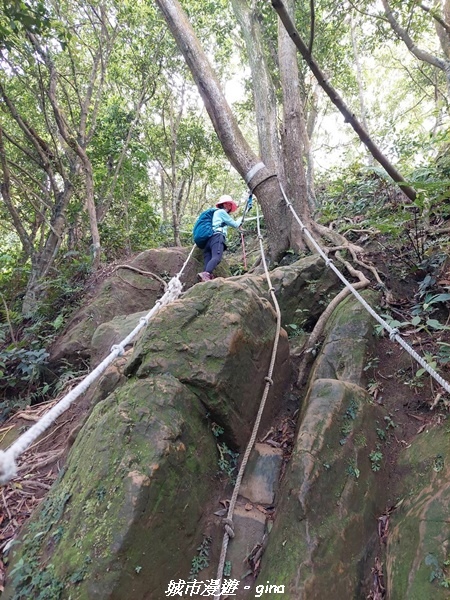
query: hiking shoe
[{"left": 198, "top": 271, "right": 213, "bottom": 282}]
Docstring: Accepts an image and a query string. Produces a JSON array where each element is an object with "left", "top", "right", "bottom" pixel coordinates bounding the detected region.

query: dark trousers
[{"left": 204, "top": 233, "right": 226, "bottom": 273}]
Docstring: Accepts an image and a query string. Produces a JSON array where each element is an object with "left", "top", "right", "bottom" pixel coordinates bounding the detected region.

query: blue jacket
[{"left": 212, "top": 208, "right": 242, "bottom": 239}]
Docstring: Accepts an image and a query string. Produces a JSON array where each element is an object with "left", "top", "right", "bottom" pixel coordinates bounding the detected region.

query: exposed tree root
[
  {"left": 313, "top": 219, "right": 385, "bottom": 285},
  {"left": 114, "top": 264, "right": 167, "bottom": 290},
  {"left": 18, "top": 449, "right": 65, "bottom": 473},
  {"left": 250, "top": 217, "right": 384, "bottom": 391},
  {"left": 296, "top": 250, "right": 371, "bottom": 388},
  {"left": 328, "top": 244, "right": 384, "bottom": 287},
  {"left": 313, "top": 221, "right": 364, "bottom": 255}
]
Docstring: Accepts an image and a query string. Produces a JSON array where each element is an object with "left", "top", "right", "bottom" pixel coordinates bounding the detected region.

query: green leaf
[{"left": 426, "top": 319, "right": 449, "bottom": 330}]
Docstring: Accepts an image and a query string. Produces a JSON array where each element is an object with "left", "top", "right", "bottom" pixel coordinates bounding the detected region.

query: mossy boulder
[
  {"left": 49, "top": 248, "right": 203, "bottom": 367},
  {"left": 386, "top": 426, "right": 450, "bottom": 600},
  {"left": 309, "top": 291, "right": 379, "bottom": 386},
  {"left": 4, "top": 374, "right": 217, "bottom": 600},
  {"left": 90, "top": 310, "right": 148, "bottom": 367},
  {"left": 258, "top": 379, "right": 385, "bottom": 599},
  {"left": 126, "top": 277, "right": 291, "bottom": 447},
  {"left": 89, "top": 255, "right": 338, "bottom": 377},
  {"left": 257, "top": 292, "right": 386, "bottom": 599},
  {"left": 238, "top": 254, "right": 341, "bottom": 329},
  {"left": 6, "top": 267, "right": 296, "bottom": 599}
]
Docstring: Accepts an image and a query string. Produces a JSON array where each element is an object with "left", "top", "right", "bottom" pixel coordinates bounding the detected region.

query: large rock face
[
  {"left": 10, "top": 247, "right": 448, "bottom": 600},
  {"left": 238, "top": 254, "right": 340, "bottom": 328},
  {"left": 49, "top": 248, "right": 203, "bottom": 367},
  {"left": 258, "top": 293, "right": 388, "bottom": 598},
  {"left": 7, "top": 259, "right": 320, "bottom": 599},
  {"left": 308, "top": 290, "right": 378, "bottom": 385},
  {"left": 386, "top": 426, "right": 450, "bottom": 600},
  {"left": 126, "top": 277, "right": 291, "bottom": 447},
  {"left": 53, "top": 253, "right": 340, "bottom": 371},
  {"left": 5, "top": 374, "right": 217, "bottom": 600}
]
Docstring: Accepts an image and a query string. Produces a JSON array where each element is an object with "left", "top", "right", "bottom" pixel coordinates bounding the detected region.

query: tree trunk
[
  {"left": 155, "top": 0, "right": 290, "bottom": 261},
  {"left": 81, "top": 152, "right": 101, "bottom": 269},
  {"left": 171, "top": 179, "right": 184, "bottom": 246},
  {"left": 160, "top": 169, "right": 168, "bottom": 222},
  {"left": 435, "top": 0, "right": 450, "bottom": 77},
  {"left": 306, "top": 83, "right": 319, "bottom": 212},
  {"left": 22, "top": 181, "right": 75, "bottom": 316},
  {"left": 44, "top": 48, "right": 102, "bottom": 270},
  {"left": 0, "top": 127, "right": 33, "bottom": 258},
  {"left": 230, "top": 0, "right": 281, "bottom": 173},
  {"left": 96, "top": 75, "right": 152, "bottom": 223},
  {"left": 29, "top": 31, "right": 109, "bottom": 270},
  {"left": 0, "top": 91, "right": 77, "bottom": 315},
  {"left": 271, "top": 0, "right": 418, "bottom": 202},
  {"left": 350, "top": 10, "right": 374, "bottom": 167},
  {"left": 278, "top": 0, "right": 312, "bottom": 251}
]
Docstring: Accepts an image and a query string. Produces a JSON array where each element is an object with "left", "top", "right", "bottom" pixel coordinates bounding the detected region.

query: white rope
[
  {"left": 0, "top": 246, "right": 197, "bottom": 485},
  {"left": 214, "top": 204, "right": 282, "bottom": 599},
  {"left": 279, "top": 183, "right": 450, "bottom": 395}
]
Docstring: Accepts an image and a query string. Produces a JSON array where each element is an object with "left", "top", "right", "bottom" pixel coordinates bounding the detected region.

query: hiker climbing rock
[{"left": 193, "top": 195, "right": 243, "bottom": 282}]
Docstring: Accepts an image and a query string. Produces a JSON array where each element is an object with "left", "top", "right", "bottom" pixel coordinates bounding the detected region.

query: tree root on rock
[
  {"left": 296, "top": 250, "right": 371, "bottom": 388},
  {"left": 114, "top": 264, "right": 167, "bottom": 290},
  {"left": 368, "top": 556, "right": 386, "bottom": 600}
]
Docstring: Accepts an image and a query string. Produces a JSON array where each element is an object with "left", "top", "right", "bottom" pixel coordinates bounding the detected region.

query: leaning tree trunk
[
  {"left": 155, "top": 0, "right": 290, "bottom": 262},
  {"left": 29, "top": 34, "right": 103, "bottom": 270},
  {"left": 46, "top": 55, "right": 102, "bottom": 270},
  {"left": 350, "top": 10, "right": 374, "bottom": 167},
  {"left": 0, "top": 89, "right": 77, "bottom": 315},
  {"left": 278, "top": 0, "right": 313, "bottom": 252},
  {"left": 271, "top": 0, "right": 417, "bottom": 202}
]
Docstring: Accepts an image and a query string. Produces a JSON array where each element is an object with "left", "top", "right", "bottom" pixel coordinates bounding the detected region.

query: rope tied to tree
[
  {"left": 0, "top": 246, "right": 196, "bottom": 486},
  {"left": 214, "top": 203, "right": 282, "bottom": 599}
]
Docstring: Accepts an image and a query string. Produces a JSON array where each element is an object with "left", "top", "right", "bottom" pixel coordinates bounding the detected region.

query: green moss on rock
[
  {"left": 5, "top": 375, "right": 217, "bottom": 600},
  {"left": 387, "top": 426, "right": 450, "bottom": 600},
  {"left": 125, "top": 279, "right": 291, "bottom": 447},
  {"left": 259, "top": 379, "right": 386, "bottom": 599}
]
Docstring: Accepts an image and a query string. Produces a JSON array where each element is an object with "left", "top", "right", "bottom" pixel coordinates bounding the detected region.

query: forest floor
[{"left": 0, "top": 236, "right": 449, "bottom": 597}]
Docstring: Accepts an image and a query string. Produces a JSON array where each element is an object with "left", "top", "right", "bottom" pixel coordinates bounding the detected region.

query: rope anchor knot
[{"left": 223, "top": 517, "right": 235, "bottom": 538}]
